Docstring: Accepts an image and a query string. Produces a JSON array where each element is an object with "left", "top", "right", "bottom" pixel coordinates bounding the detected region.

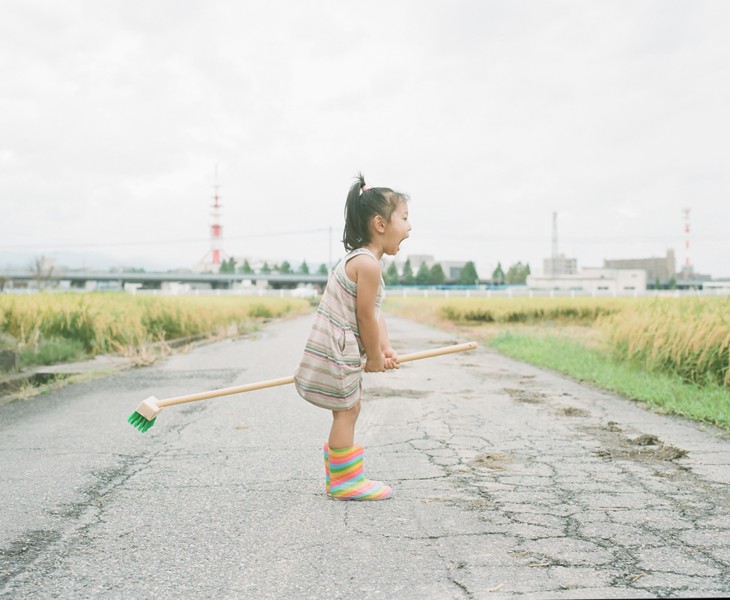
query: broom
[{"left": 128, "top": 341, "right": 477, "bottom": 432}]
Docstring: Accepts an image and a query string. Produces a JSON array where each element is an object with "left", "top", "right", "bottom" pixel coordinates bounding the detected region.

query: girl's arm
[
  {"left": 379, "top": 313, "right": 399, "bottom": 369},
  {"left": 354, "top": 258, "right": 386, "bottom": 372}
]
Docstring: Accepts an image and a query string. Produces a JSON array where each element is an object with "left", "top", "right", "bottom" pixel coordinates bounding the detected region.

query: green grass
[
  {"left": 18, "top": 337, "right": 88, "bottom": 368},
  {"left": 490, "top": 332, "right": 730, "bottom": 429}
]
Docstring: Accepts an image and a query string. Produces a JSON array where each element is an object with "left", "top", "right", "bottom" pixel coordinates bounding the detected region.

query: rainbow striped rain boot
[
  {"left": 324, "top": 443, "right": 330, "bottom": 495},
  {"left": 328, "top": 446, "right": 392, "bottom": 501}
]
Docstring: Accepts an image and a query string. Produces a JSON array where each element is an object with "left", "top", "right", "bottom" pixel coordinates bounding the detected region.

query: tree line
[
  {"left": 383, "top": 260, "right": 530, "bottom": 286},
  {"left": 218, "top": 257, "right": 531, "bottom": 285},
  {"left": 218, "top": 258, "right": 327, "bottom": 276}
]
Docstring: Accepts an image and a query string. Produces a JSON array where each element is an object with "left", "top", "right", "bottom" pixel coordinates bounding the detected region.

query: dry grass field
[{"left": 0, "top": 293, "right": 311, "bottom": 366}]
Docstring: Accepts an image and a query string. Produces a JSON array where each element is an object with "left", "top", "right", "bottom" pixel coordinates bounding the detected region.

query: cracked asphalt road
[{"left": 1, "top": 314, "right": 729, "bottom": 599}]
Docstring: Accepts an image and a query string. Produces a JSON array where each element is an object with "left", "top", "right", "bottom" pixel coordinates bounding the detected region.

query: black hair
[{"left": 342, "top": 172, "right": 409, "bottom": 251}]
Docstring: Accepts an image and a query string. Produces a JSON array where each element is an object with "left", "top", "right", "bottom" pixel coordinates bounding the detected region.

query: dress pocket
[{"left": 338, "top": 326, "right": 362, "bottom": 368}]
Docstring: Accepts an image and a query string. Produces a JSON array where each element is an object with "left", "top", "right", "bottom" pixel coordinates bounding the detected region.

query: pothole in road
[
  {"left": 582, "top": 425, "right": 689, "bottom": 463},
  {"left": 502, "top": 387, "right": 544, "bottom": 404},
  {"left": 631, "top": 433, "right": 661, "bottom": 446},
  {"left": 557, "top": 406, "right": 591, "bottom": 417},
  {"left": 596, "top": 444, "right": 688, "bottom": 462},
  {"left": 472, "top": 452, "right": 513, "bottom": 470}
]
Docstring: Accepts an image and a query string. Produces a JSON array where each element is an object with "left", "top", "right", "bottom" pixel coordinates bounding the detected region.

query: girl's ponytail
[{"left": 342, "top": 173, "right": 367, "bottom": 251}]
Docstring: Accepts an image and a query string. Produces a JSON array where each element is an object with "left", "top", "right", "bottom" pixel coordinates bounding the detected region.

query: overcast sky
[{"left": 1, "top": 0, "right": 729, "bottom": 277}]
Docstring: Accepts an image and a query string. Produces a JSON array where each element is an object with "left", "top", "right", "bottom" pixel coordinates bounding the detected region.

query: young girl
[{"left": 294, "top": 173, "right": 411, "bottom": 501}]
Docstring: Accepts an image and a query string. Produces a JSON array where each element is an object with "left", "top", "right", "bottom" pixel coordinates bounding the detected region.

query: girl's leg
[
  {"left": 325, "top": 402, "right": 392, "bottom": 500},
  {"left": 328, "top": 402, "right": 361, "bottom": 449}
]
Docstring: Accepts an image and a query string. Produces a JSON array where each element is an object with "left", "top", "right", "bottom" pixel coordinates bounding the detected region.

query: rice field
[
  {"left": 601, "top": 297, "right": 730, "bottom": 387},
  {"left": 385, "top": 296, "right": 730, "bottom": 389},
  {"left": 0, "top": 293, "right": 311, "bottom": 364},
  {"left": 438, "top": 296, "right": 628, "bottom": 324}
]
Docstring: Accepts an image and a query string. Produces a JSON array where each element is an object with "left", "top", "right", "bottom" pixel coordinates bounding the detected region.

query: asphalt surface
[{"left": 1, "top": 314, "right": 729, "bottom": 599}]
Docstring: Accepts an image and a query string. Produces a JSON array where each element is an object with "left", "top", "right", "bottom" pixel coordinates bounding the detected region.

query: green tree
[
  {"left": 261, "top": 262, "right": 271, "bottom": 274},
  {"left": 506, "top": 261, "right": 530, "bottom": 284},
  {"left": 415, "top": 262, "right": 431, "bottom": 285},
  {"left": 220, "top": 258, "right": 236, "bottom": 273},
  {"left": 318, "top": 263, "right": 329, "bottom": 275},
  {"left": 298, "top": 260, "right": 309, "bottom": 274},
  {"left": 384, "top": 261, "right": 399, "bottom": 285},
  {"left": 492, "top": 262, "right": 505, "bottom": 285},
  {"left": 241, "top": 259, "right": 253, "bottom": 274},
  {"left": 430, "top": 263, "right": 445, "bottom": 285},
  {"left": 401, "top": 259, "right": 415, "bottom": 285},
  {"left": 279, "top": 261, "right": 291, "bottom": 274},
  {"left": 459, "top": 261, "right": 479, "bottom": 285}
]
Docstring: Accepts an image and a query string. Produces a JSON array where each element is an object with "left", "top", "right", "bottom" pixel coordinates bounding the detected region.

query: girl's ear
[{"left": 371, "top": 214, "right": 387, "bottom": 233}]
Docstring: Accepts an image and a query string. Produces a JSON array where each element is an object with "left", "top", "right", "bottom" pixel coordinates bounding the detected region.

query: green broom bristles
[{"left": 128, "top": 411, "right": 156, "bottom": 433}]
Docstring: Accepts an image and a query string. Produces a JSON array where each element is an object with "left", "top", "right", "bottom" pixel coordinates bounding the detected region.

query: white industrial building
[
  {"left": 527, "top": 268, "right": 647, "bottom": 294},
  {"left": 703, "top": 280, "right": 730, "bottom": 293},
  {"left": 543, "top": 254, "right": 578, "bottom": 276}
]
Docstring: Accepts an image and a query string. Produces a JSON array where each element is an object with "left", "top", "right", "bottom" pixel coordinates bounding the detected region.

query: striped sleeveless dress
[{"left": 294, "top": 248, "right": 384, "bottom": 411}]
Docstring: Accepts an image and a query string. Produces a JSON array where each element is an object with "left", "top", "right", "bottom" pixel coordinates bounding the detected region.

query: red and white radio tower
[
  {"left": 210, "top": 166, "right": 223, "bottom": 267},
  {"left": 199, "top": 165, "right": 227, "bottom": 271},
  {"left": 681, "top": 207, "right": 692, "bottom": 274}
]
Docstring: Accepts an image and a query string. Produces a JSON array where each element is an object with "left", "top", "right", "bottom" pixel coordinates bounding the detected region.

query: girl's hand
[
  {"left": 383, "top": 348, "right": 400, "bottom": 370},
  {"left": 364, "top": 353, "right": 386, "bottom": 372}
]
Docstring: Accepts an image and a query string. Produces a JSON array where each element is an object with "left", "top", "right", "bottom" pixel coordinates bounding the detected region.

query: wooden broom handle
[
  {"left": 157, "top": 341, "right": 477, "bottom": 408},
  {"left": 157, "top": 376, "right": 295, "bottom": 408},
  {"left": 396, "top": 341, "right": 477, "bottom": 364}
]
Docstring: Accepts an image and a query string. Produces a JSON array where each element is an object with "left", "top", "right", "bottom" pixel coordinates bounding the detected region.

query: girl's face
[{"left": 382, "top": 201, "right": 411, "bottom": 255}]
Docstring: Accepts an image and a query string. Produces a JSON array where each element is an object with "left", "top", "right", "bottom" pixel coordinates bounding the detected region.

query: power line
[{"left": 0, "top": 228, "right": 332, "bottom": 250}]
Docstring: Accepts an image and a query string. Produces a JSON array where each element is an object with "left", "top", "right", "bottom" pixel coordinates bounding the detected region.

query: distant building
[
  {"left": 527, "top": 268, "right": 646, "bottom": 294},
  {"left": 440, "top": 261, "right": 468, "bottom": 281},
  {"left": 604, "top": 249, "right": 676, "bottom": 284},
  {"left": 543, "top": 254, "right": 577, "bottom": 276},
  {"left": 677, "top": 264, "right": 712, "bottom": 283}
]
